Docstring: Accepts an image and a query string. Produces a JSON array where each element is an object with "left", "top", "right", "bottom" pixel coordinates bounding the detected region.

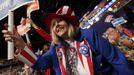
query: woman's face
[{"left": 53, "top": 20, "right": 69, "bottom": 39}]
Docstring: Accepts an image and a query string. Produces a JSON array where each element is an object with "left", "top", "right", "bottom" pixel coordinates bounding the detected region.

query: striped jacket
[{"left": 16, "top": 29, "right": 134, "bottom": 75}]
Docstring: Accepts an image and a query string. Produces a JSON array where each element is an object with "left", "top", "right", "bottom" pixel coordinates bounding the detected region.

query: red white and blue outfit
[{"left": 16, "top": 29, "right": 134, "bottom": 75}]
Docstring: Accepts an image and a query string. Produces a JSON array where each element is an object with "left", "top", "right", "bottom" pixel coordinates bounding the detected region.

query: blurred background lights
[{"left": 108, "top": 7, "right": 113, "bottom": 11}]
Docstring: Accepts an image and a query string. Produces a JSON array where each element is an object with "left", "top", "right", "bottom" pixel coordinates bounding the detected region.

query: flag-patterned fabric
[
  {"left": 27, "top": 0, "right": 39, "bottom": 17},
  {"left": 15, "top": 46, "right": 37, "bottom": 67},
  {"left": 56, "top": 39, "right": 94, "bottom": 75},
  {"left": 17, "top": 18, "right": 31, "bottom": 36}
]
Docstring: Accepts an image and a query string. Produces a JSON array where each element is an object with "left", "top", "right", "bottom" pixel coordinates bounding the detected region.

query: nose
[
  {"left": 55, "top": 25, "right": 60, "bottom": 31},
  {"left": 55, "top": 24, "right": 63, "bottom": 31}
]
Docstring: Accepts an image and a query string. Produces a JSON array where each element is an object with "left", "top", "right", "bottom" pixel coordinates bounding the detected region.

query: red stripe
[
  {"left": 76, "top": 41, "right": 85, "bottom": 68},
  {"left": 60, "top": 59, "right": 67, "bottom": 75},
  {"left": 35, "top": 28, "right": 52, "bottom": 42},
  {"left": 67, "top": 7, "right": 73, "bottom": 16},
  {"left": 45, "top": 68, "right": 51, "bottom": 75},
  {"left": 15, "top": 49, "right": 21, "bottom": 55},
  {"left": 20, "top": 50, "right": 36, "bottom": 64},
  {"left": 87, "top": 57, "right": 94, "bottom": 75},
  {"left": 56, "top": 47, "right": 67, "bottom": 75},
  {"left": 84, "top": 39, "right": 94, "bottom": 75},
  {"left": 62, "top": 46, "right": 66, "bottom": 56},
  {"left": 56, "top": 47, "right": 60, "bottom": 52},
  {"left": 15, "top": 46, "right": 33, "bottom": 56}
]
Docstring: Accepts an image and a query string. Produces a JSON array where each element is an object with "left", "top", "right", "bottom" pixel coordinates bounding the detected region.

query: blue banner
[{"left": 0, "top": 0, "right": 34, "bottom": 20}]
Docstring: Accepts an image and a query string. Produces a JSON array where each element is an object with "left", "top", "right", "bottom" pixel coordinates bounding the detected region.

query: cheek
[
  {"left": 53, "top": 27, "right": 58, "bottom": 33},
  {"left": 54, "top": 28, "right": 57, "bottom": 32}
]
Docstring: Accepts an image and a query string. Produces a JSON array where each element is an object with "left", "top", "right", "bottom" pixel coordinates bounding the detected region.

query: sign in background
[{"left": 0, "top": 0, "right": 34, "bottom": 20}]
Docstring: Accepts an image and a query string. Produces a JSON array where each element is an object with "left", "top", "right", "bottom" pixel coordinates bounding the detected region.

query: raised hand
[{"left": 2, "top": 29, "right": 26, "bottom": 50}]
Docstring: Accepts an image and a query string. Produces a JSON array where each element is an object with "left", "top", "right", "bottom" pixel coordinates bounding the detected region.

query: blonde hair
[{"left": 50, "top": 17, "right": 78, "bottom": 44}]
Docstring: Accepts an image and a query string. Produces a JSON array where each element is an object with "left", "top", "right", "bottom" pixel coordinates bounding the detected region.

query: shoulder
[
  {"left": 80, "top": 28, "right": 98, "bottom": 38},
  {"left": 44, "top": 43, "right": 57, "bottom": 54},
  {"left": 80, "top": 28, "right": 96, "bottom": 33},
  {"left": 49, "top": 43, "right": 57, "bottom": 50}
]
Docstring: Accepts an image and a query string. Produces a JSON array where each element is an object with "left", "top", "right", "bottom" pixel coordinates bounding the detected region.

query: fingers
[
  {"left": 5, "top": 37, "right": 13, "bottom": 42},
  {"left": 3, "top": 33, "right": 12, "bottom": 37},
  {"left": 2, "top": 29, "right": 26, "bottom": 50},
  {"left": 2, "top": 30, "right": 13, "bottom": 35},
  {"left": 2, "top": 30, "right": 12, "bottom": 36},
  {"left": 2, "top": 30, "right": 13, "bottom": 42},
  {"left": 13, "top": 28, "right": 19, "bottom": 36},
  {"left": 2, "top": 30, "right": 8, "bottom": 33}
]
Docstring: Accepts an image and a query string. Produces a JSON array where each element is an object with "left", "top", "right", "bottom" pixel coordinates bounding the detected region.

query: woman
[{"left": 2, "top": 6, "right": 133, "bottom": 75}]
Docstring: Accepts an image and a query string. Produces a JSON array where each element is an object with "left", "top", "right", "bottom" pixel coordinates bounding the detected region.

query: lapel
[{"left": 55, "top": 38, "right": 94, "bottom": 75}]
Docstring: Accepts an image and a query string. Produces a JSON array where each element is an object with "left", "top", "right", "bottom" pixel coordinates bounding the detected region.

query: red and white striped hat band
[{"left": 56, "top": 6, "right": 75, "bottom": 16}]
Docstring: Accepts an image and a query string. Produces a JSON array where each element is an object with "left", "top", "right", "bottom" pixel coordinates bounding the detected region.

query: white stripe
[
  {"left": 84, "top": 39, "right": 94, "bottom": 74},
  {"left": 74, "top": 41, "right": 88, "bottom": 75},
  {"left": 17, "top": 53, "right": 33, "bottom": 66},
  {"left": 80, "top": 41, "right": 91, "bottom": 75},
  {"left": 59, "top": 48, "right": 66, "bottom": 69},
  {"left": 77, "top": 53, "right": 89, "bottom": 75},
  {"left": 71, "top": 12, "right": 75, "bottom": 16},
  {"left": 62, "top": 6, "right": 69, "bottom": 15},
  {"left": 75, "top": 41, "right": 84, "bottom": 74},
  {"left": 89, "top": 49, "right": 93, "bottom": 62},
  {"left": 82, "top": 55, "right": 91, "bottom": 75},
  {"left": 24, "top": 46, "right": 37, "bottom": 60}
]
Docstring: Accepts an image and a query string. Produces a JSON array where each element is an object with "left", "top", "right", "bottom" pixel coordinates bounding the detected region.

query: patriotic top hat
[{"left": 44, "top": 6, "right": 79, "bottom": 30}]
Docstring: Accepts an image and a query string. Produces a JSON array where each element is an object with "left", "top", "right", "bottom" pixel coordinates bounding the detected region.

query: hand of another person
[{"left": 2, "top": 29, "right": 26, "bottom": 50}]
